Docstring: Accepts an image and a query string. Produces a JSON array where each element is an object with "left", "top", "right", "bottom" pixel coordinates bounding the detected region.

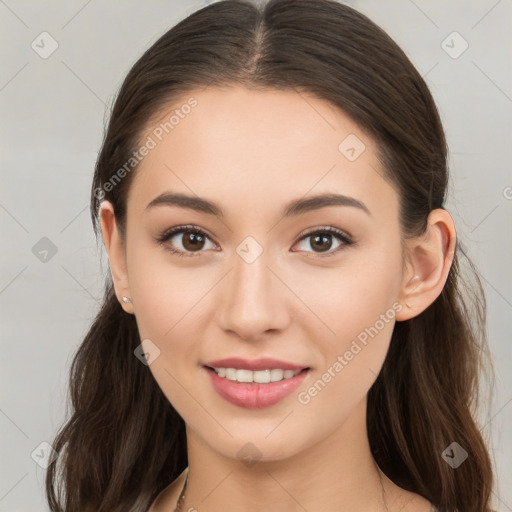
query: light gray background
[{"left": 1, "top": 1, "right": 511, "bottom": 510}]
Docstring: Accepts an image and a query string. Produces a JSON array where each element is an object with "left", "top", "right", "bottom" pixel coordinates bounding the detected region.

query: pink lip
[
  {"left": 204, "top": 357, "right": 308, "bottom": 371},
  {"left": 203, "top": 366, "right": 310, "bottom": 409}
]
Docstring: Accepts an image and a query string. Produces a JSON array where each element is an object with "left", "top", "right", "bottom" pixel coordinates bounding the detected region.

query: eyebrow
[{"left": 145, "top": 191, "right": 371, "bottom": 217}]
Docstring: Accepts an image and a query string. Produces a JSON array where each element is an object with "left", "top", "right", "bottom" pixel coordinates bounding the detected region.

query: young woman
[{"left": 45, "top": 1, "right": 496, "bottom": 511}]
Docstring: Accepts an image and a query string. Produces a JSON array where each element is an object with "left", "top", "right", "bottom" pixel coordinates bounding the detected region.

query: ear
[
  {"left": 99, "top": 201, "right": 133, "bottom": 314},
  {"left": 395, "top": 208, "right": 456, "bottom": 321}
]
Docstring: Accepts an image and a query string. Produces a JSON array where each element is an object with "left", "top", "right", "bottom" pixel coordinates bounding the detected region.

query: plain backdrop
[{"left": 1, "top": 1, "right": 511, "bottom": 510}]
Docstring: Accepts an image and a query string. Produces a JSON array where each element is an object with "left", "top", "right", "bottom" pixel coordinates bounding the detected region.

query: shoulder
[
  {"left": 147, "top": 467, "right": 188, "bottom": 512},
  {"left": 384, "top": 484, "right": 434, "bottom": 512}
]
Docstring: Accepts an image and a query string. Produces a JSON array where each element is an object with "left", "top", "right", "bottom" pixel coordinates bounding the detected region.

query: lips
[{"left": 202, "top": 357, "right": 311, "bottom": 408}]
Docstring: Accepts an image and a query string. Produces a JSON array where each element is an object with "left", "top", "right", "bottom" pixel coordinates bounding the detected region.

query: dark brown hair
[{"left": 45, "top": 1, "right": 495, "bottom": 510}]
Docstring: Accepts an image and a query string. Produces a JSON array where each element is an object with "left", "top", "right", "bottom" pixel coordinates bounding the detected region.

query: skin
[{"left": 100, "top": 85, "right": 456, "bottom": 511}]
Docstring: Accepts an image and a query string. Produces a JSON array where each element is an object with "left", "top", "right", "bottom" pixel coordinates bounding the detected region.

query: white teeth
[
  {"left": 225, "top": 368, "right": 237, "bottom": 380},
  {"left": 236, "top": 369, "right": 253, "bottom": 383},
  {"left": 254, "top": 369, "right": 271, "bottom": 383},
  {"left": 213, "top": 367, "right": 302, "bottom": 383},
  {"left": 270, "top": 369, "right": 284, "bottom": 382}
]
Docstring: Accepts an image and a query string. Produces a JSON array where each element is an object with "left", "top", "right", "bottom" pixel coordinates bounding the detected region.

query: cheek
[
  {"left": 128, "top": 256, "right": 214, "bottom": 416},
  {"left": 293, "top": 247, "right": 403, "bottom": 396},
  {"left": 127, "top": 235, "right": 211, "bottom": 338},
  {"left": 300, "top": 248, "right": 401, "bottom": 333}
]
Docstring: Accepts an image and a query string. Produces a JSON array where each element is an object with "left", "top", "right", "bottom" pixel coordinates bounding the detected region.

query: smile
[
  {"left": 203, "top": 366, "right": 310, "bottom": 408},
  {"left": 210, "top": 367, "right": 303, "bottom": 383}
]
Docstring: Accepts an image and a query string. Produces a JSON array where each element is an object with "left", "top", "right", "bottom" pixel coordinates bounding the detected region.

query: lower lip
[{"left": 204, "top": 367, "right": 310, "bottom": 409}]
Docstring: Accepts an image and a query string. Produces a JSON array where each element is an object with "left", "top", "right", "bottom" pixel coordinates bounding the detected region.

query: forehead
[{"left": 128, "top": 85, "right": 398, "bottom": 222}]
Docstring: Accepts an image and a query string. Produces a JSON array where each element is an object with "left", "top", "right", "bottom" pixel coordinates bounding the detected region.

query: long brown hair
[{"left": 45, "top": 1, "right": 495, "bottom": 510}]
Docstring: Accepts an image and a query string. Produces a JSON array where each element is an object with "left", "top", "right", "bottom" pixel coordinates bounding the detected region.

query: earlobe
[
  {"left": 395, "top": 209, "right": 456, "bottom": 322},
  {"left": 99, "top": 201, "right": 134, "bottom": 314}
]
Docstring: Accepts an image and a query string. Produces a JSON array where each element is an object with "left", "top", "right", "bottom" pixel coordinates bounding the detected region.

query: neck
[{"left": 180, "top": 399, "right": 390, "bottom": 511}]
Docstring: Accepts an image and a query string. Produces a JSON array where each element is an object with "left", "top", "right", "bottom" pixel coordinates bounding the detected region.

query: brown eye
[
  {"left": 156, "top": 225, "right": 216, "bottom": 257},
  {"left": 181, "top": 230, "right": 207, "bottom": 251},
  {"left": 309, "top": 233, "right": 333, "bottom": 252},
  {"left": 294, "top": 227, "right": 353, "bottom": 256}
]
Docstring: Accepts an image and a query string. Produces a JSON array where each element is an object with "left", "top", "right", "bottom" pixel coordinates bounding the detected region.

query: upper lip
[{"left": 203, "top": 357, "right": 309, "bottom": 371}]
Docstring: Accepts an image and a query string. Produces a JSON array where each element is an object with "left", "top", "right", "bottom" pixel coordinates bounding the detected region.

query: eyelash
[{"left": 155, "top": 224, "right": 354, "bottom": 258}]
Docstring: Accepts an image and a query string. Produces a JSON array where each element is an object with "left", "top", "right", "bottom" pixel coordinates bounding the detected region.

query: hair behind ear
[
  {"left": 45, "top": 283, "right": 188, "bottom": 511},
  {"left": 368, "top": 248, "right": 495, "bottom": 511}
]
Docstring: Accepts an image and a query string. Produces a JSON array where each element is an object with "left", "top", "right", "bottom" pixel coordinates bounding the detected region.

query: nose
[{"left": 216, "top": 248, "right": 290, "bottom": 342}]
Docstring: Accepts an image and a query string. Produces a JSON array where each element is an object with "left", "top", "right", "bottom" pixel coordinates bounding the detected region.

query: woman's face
[{"left": 119, "top": 85, "right": 407, "bottom": 461}]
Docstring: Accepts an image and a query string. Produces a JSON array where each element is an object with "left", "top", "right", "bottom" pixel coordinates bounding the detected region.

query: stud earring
[{"left": 122, "top": 296, "right": 132, "bottom": 304}]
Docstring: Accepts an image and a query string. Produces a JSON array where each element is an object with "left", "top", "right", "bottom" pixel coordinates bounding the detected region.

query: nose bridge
[{"left": 217, "top": 246, "right": 288, "bottom": 340}]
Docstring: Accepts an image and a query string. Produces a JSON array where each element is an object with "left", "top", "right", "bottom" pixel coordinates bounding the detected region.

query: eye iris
[
  {"left": 310, "top": 233, "right": 332, "bottom": 252},
  {"left": 183, "top": 231, "right": 205, "bottom": 251}
]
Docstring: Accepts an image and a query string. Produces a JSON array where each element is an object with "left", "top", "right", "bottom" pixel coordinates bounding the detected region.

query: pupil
[
  {"left": 311, "top": 234, "right": 331, "bottom": 252},
  {"left": 184, "top": 231, "right": 204, "bottom": 251}
]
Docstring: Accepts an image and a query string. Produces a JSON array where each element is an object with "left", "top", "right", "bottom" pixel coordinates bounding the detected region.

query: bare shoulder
[
  {"left": 147, "top": 467, "right": 188, "bottom": 512},
  {"left": 393, "top": 495, "right": 433, "bottom": 511},
  {"left": 382, "top": 477, "right": 433, "bottom": 512}
]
